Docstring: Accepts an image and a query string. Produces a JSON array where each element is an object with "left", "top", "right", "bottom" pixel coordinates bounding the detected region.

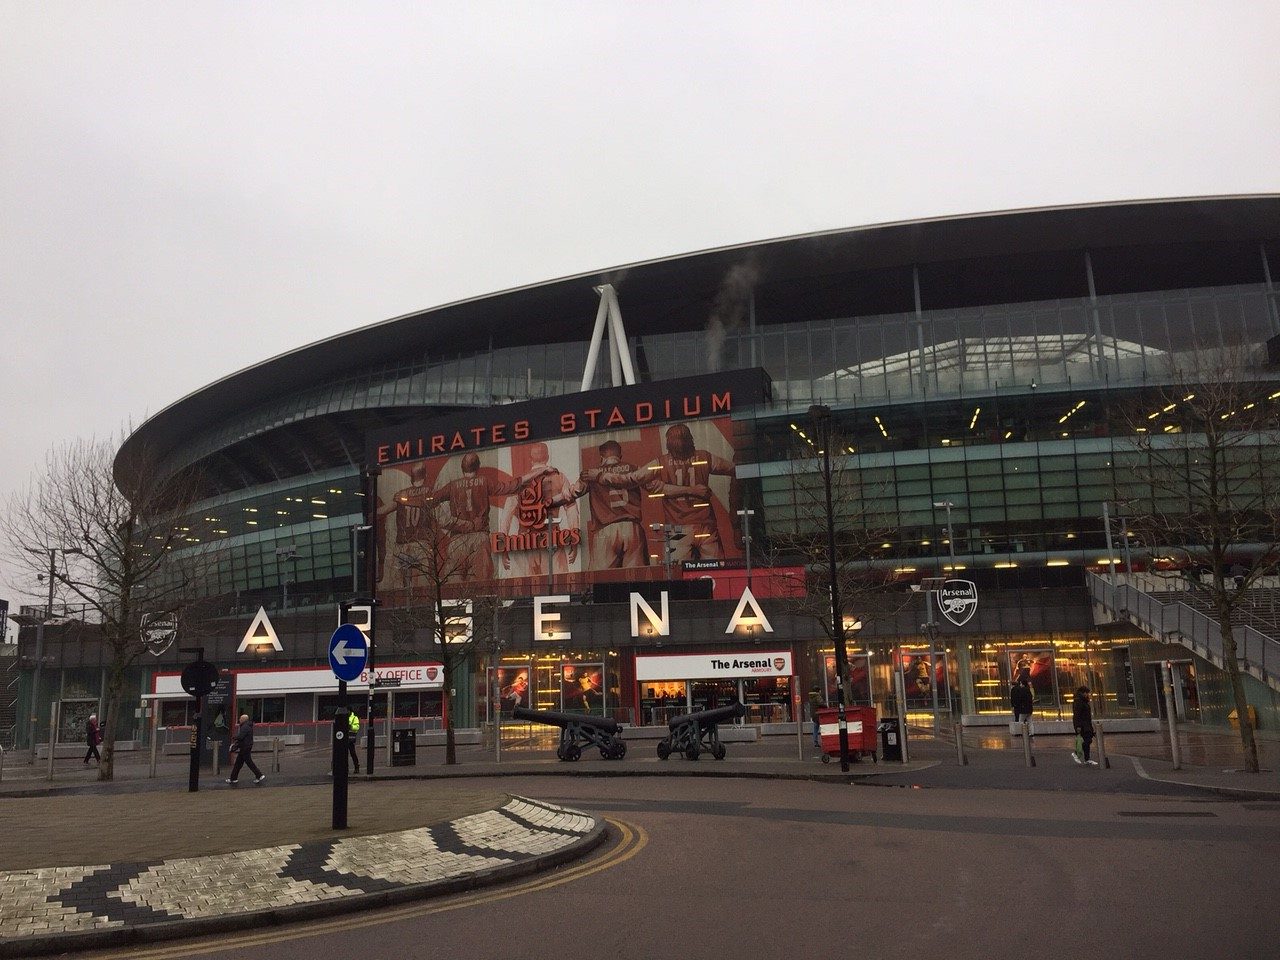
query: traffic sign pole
[{"left": 332, "top": 680, "right": 349, "bottom": 829}]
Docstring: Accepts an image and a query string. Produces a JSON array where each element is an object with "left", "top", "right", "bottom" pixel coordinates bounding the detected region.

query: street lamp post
[
  {"left": 24, "top": 547, "right": 82, "bottom": 763},
  {"left": 649, "top": 523, "right": 686, "bottom": 580},
  {"left": 275, "top": 546, "right": 297, "bottom": 610},
  {"left": 736, "top": 509, "right": 755, "bottom": 588},
  {"left": 809, "top": 404, "right": 852, "bottom": 772},
  {"left": 932, "top": 500, "right": 975, "bottom": 716}
]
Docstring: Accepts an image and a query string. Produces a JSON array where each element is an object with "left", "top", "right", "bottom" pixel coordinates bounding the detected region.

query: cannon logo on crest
[
  {"left": 937, "top": 580, "right": 978, "bottom": 627},
  {"left": 773, "top": 657, "right": 786, "bottom": 671},
  {"left": 141, "top": 612, "right": 177, "bottom": 657}
]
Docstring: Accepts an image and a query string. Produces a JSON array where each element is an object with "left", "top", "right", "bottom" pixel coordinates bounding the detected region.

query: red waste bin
[{"left": 816, "top": 706, "right": 878, "bottom": 763}]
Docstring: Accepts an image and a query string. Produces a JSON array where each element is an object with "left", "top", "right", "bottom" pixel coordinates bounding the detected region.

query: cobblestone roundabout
[{"left": 0, "top": 797, "right": 596, "bottom": 945}]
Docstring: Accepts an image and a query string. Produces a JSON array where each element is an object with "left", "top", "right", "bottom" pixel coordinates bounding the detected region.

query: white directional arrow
[{"left": 331, "top": 638, "right": 364, "bottom": 665}]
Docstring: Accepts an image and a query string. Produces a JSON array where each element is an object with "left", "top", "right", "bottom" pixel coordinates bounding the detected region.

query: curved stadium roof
[{"left": 117, "top": 194, "right": 1280, "bottom": 487}]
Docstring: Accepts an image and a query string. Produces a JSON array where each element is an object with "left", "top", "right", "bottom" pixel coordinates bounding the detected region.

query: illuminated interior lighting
[
  {"left": 1270, "top": 391, "right": 1280, "bottom": 400},
  {"left": 246, "top": 520, "right": 258, "bottom": 526},
  {"left": 1061, "top": 432, "right": 1069, "bottom": 438},
  {"left": 1096, "top": 557, "right": 1120, "bottom": 565},
  {"left": 1136, "top": 427, "right": 1148, "bottom": 432},
  {"left": 328, "top": 488, "right": 343, "bottom": 494},
  {"left": 203, "top": 517, "right": 218, "bottom": 522},
  {"left": 1046, "top": 559, "right": 1070, "bottom": 567},
  {"left": 1163, "top": 424, "right": 1176, "bottom": 432},
  {"left": 940, "top": 438, "right": 951, "bottom": 445},
  {"left": 648, "top": 464, "right": 663, "bottom": 471},
  {"left": 1243, "top": 402, "right": 1256, "bottom": 410},
  {"left": 311, "top": 499, "right": 325, "bottom": 505},
  {"left": 874, "top": 415, "right": 888, "bottom": 438},
  {"left": 943, "top": 564, "right": 966, "bottom": 571},
  {"left": 969, "top": 407, "right": 981, "bottom": 430},
  {"left": 880, "top": 542, "right": 892, "bottom": 549},
  {"left": 1162, "top": 403, "right": 1176, "bottom": 413},
  {"left": 691, "top": 459, "right": 708, "bottom": 466},
  {"left": 1146, "top": 411, "right": 1160, "bottom": 420},
  {"left": 845, "top": 446, "right": 856, "bottom": 454},
  {"left": 1065, "top": 532, "right": 1077, "bottom": 539},
  {"left": 694, "top": 533, "right": 711, "bottom": 539},
  {"left": 1003, "top": 430, "right": 1013, "bottom": 439},
  {"left": 693, "top": 502, "right": 710, "bottom": 508},
  {"left": 276, "top": 510, "right": 288, "bottom": 515},
  {"left": 244, "top": 507, "right": 258, "bottom": 513},
  {"left": 920, "top": 539, "right": 931, "bottom": 546},
  {"left": 313, "top": 513, "right": 327, "bottom": 519},
  {"left": 1183, "top": 394, "right": 1196, "bottom": 402},
  {"left": 650, "top": 554, "right": 660, "bottom": 559},
  {"left": 994, "top": 561, "right": 1018, "bottom": 569},
  {"left": 893, "top": 566, "right": 917, "bottom": 573},
  {"left": 648, "top": 492, "right": 665, "bottom": 498}
]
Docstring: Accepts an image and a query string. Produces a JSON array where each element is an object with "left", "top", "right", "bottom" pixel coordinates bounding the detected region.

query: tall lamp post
[
  {"left": 736, "top": 508, "right": 755, "bottom": 588},
  {"left": 932, "top": 500, "right": 975, "bottom": 716},
  {"left": 23, "top": 546, "right": 82, "bottom": 763},
  {"left": 809, "top": 404, "right": 852, "bottom": 772},
  {"left": 649, "top": 523, "right": 686, "bottom": 580}
]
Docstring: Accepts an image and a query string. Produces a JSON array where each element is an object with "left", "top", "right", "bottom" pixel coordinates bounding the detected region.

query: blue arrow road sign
[{"left": 328, "top": 623, "right": 368, "bottom": 683}]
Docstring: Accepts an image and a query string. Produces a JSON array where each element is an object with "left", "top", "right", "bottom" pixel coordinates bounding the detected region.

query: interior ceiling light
[
  {"left": 874, "top": 415, "right": 888, "bottom": 438},
  {"left": 969, "top": 407, "right": 981, "bottom": 430}
]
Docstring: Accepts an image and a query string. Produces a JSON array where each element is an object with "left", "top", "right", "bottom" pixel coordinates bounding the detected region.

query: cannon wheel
[
  {"left": 563, "top": 742, "right": 582, "bottom": 762},
  {"left": 555, "top": 743, "right": 567, "bottom": 761},
  {"left": 820, "top": 752, "right": 831, "bottom": 764},
  {"left": 712, "top": 743, "right": 726, "bottom": 760},
  {"left": 657, "top": 741, "right": 671, "bottom": 760},
  {"left": 685, "top": 743, "right": 700, "bottom": 761},
  {"left": 605, "top": 740, "right": 626, "bottom": 760}
]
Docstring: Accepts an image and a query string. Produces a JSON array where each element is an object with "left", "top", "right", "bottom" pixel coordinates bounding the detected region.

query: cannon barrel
[
  {"left": 512, "top": 705, "right": 620, "bottom": 734},
  {"left": 667, "top": 702, "right": 747, "bottom": 730}
]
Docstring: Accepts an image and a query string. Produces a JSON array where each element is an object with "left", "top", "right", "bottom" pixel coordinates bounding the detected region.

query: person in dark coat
[
  {"left": 1010, "top": 679, "right": 1034, "bottom": 725},
  {"left": 83, "top": 714, "right": 102, "bottom": 765},
  {"left": 1071, "top": 686, "right": 1097, "bottom": 766},
  {"left": 226, "top": 714, "right": 265, "bottom": 785}
]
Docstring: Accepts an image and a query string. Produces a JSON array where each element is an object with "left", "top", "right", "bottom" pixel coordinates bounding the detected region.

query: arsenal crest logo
[
  {"left": 937, "top": 580, "right": 979, "bottom": 627},
  {"left": 773, "top": 657, "right": 786, "bottom": 671},
  {"left": 141, "top": 612, "right": 178, "bottom": 657},
  {"left": 426, "top": 666, "right": 438, "bottom": 681},
  {"left": 517, "top": 479, "right": 547, "bottom": 531}
]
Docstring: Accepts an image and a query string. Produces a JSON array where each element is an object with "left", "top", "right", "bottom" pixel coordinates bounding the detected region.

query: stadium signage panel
[{"left": 368, "top": 368, "right": 770, "bottom": 466}]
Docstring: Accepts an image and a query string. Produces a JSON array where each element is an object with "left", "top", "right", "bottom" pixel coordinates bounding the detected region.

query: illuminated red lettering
[
  {"left": 492, "top": 423, "right": 505, "bottom": 443},
  {"left": 471, "top": 427, "right": 485, "bottom": 445},
  {"left": 377, "top": 445, "right": 390, "bottom": 464},
  {"left": 450, "top": 432, "right": 466, "bottom": 450},
  {"left": 431, "top": 435, "right": 445, "bottom": 453},
  {"left": 606, "top": 406, "right": 625, "bottom": 427},
  {"left": 635, "top": 402, "right": 653, "bottom": 423},
  {"left": 663, "top": 400, "right": 671, "bottom": 418},
  {"left": 683, "top": 396, "right": 701, "bottom": 417},
  {"left": 514, "top": 420, "right": 530, "bottom": 439},
  {"left": 395, "top": 441, "right": 412, "bottom": 459},
  {"left": 560, "top": 413, "right": 576, "bottom": 433},
  {"left": 417, "top": 438, "right": 425, "bottom": 456},
  {"left": 584, "top": 408, "right": 602, "bottom": 429},
  {"left": 710, "top": 391, "right": 731, "bottom": 413}
]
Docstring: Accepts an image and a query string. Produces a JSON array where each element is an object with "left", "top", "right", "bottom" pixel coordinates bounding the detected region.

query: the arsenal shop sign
[
  {"left": 937, "top": 579, "right": 979, "bottom": 627},
  {"left": 635, "top": 651, "right": 793, "bottom": 682},
  {"left": 367, "top": 368, "right": 770, "bottom": 466}
]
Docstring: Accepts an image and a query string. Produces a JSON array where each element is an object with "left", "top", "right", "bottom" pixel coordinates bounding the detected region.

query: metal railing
[{"left": 1089, "top": 572, "right": 1280, "bottom": 692}]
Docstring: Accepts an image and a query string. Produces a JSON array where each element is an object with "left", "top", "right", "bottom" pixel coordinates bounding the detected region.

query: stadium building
[{"left": 9, "top": 195, "right": 1280, "bottom": 753}]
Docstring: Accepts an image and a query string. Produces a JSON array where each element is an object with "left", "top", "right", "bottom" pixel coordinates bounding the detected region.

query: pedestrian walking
[
  {"left": 1071, "top": 686, "right": 1097, "bottom": 766},
  {"left": 807, "top": 687, "right": 824, "bottom": 756},
  {"left": 1011, "top": 678, "right": 1034, "bottom": 724},
  {"left": 83, "top": 714, "right": 102, "bottom": 765},
  {"left": 226, "top": 714, "right": 265, "bottom": 785},
  {"left": 346, "top": 711, "right": 361, "bottom": 773}
]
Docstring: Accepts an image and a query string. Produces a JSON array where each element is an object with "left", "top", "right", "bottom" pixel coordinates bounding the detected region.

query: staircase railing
[{"left": 1088, "top": 572, "right": 1280, "bottom": 693}]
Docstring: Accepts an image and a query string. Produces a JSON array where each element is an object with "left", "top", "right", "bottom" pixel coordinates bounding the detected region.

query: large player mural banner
[{"left": 368, "top": 370, "right": 769, "bottom": 595}]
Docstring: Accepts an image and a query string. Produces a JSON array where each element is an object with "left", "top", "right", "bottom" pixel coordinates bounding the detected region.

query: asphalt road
[{"left": 77, "top": 774, "right": 1280, "bottom": 960}]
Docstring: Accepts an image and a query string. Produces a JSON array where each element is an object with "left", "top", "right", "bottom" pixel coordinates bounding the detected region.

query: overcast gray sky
[{"left": 2, "top": 1, "right": 1278, "bottom": 617}]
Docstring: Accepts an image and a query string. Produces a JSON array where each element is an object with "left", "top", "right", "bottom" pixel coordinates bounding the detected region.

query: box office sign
[{"left": 635, "top": 651, "right": 793, "bottom": 682}]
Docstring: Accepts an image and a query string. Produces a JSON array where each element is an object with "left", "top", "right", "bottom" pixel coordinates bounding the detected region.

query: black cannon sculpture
[
  {"left": 657, "top": 702, "right": 746, "bottom": 761},
  {"left": 512, "top": 705, "right": 628, "bottom": 761}
]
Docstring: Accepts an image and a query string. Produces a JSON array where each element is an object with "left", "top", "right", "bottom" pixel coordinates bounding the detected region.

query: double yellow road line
[{"left": 90, "top": 819, "right": 647, "bottom": 959}]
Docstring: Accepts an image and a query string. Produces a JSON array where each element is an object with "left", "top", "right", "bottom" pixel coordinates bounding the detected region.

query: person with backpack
[
  {"left": 1011, "top": 677, "right": 1034, "bottom": 724},
  {"left": 1071, "top": 686, "right": 1097, "bottom": 766},
  {"left": 226, "top": 714, "right": 265, "bottom": 785}
]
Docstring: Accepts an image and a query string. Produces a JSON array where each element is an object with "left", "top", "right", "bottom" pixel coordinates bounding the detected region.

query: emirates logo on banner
[{"left": 517, "top": 479, "right": 547, "bottom": 531}]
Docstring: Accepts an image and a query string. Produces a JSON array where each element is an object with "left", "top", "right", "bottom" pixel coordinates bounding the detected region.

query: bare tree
[
  {"left": 1119, "top": 346, "right": 1280, "bottom": 773},
  {"left": 1, "top": 438, "right": 209, "bottom": 780},
  {"left": 388, "top": 503, "right": 495, "bottom": 765},
  {"left": 768, "top": 410, "right": 907, "bottom": 708}
]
